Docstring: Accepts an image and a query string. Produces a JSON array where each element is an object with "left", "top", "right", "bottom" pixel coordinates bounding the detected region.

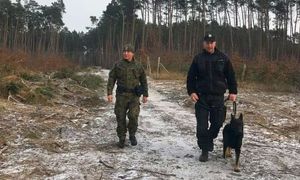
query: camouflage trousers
[{"left": 114, "top": 93, "right": 140, "bottom": 139}]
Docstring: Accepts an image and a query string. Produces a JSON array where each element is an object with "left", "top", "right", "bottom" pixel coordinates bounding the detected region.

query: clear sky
[{"left": 34, "top": 0, "right": 112, "bottom": 32}]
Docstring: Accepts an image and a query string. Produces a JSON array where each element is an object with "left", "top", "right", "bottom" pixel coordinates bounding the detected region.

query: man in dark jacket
[{"left": 186, "top": 34, "right": 237, "bottom": 162}]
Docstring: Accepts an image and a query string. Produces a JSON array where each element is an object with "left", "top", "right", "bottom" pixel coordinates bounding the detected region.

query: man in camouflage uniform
[{"left": 107, "top": 44, "right": 149, "bottom": 148}]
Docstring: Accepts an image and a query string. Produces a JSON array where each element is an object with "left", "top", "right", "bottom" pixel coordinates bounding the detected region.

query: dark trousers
[{"left": 195, "top": 94, "right": 225, "bottom": 151}]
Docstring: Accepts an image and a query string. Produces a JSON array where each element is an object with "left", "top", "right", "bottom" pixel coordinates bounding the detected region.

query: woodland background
[{"left": 1, "top": 0, "right": 300, "bottom": 90}]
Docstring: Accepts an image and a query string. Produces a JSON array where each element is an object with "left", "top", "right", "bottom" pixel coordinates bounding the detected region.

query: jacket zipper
[{"left": 209, "top": 58, "right": 213, "bottom": 91}]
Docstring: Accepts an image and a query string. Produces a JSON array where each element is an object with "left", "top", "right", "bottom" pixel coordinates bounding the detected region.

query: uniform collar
[
  {"left": 123, "top": 58, "right": 135, "bottom": 63},
  {"left": 202, "top": 48, "right": 219, "bottom": 55}
]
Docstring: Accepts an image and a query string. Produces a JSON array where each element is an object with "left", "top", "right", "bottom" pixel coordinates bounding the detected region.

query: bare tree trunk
[
  {"left": 294, "top": 4, "right": 299, "bottom": 37},
  {"left": 158, "top": 1, "right": 162, "bottom": 50},
  {"left": 201, "top": 0, "right": 206, "bottom": 36},
  {"left": 248, "top": 2, "right": 252, "bottom": 59},
  {"left": 298, "top": 24, "right": 300, "bottom": 60},
  {"left": 152, "top": 0, "right": 157, "bottom": 25},
  {"left": 121, "top": 11, "right": 125, "bottom": 49},
  {"left": 241, "top": 5, "right": 246, "bottom": 27},
  {"left": 168, "top": 0, "right": 173, "bottom": 51},
  {"left": 189, "top": 24, "right": 192, "bottom": 55},
  {"left": 141, "top": 4, "right": 146, "bottom": 49},
  {"left": 56, "top": 32, "right": 60, "bottom": 53},
  {"left": 37, "top": 31, "right": 43, "bottom": 54},
  {"left": 234, "top": 0, "right": 238, "bottom": 27},
  {"left": 131, "top": 8, "right": 136, "bottom": 45},
  {"left": 184, "top": 11, "right": 187, "bottom": 51},
  {"left": 290, "top": 3, "right": 293, "bottom": 39},
  {"left": 226, "top": 9, "right": 234, "bottom": 53},
  {"left": 13, "top": 19, "right": 19, "bottom": 50},
  {"left": 290, "top": 3, "right": 294, "bottom": 57},
  {"left": 3, "top": 15, "right": 9, "bottom": 48},
  {"left": 266, "top": 10, "right": 270, "bottom": 59}
]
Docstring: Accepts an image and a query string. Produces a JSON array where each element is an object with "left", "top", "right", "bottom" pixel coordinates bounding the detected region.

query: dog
[{"left": 223, "top": 113, "right": 244, "bottom": 172}]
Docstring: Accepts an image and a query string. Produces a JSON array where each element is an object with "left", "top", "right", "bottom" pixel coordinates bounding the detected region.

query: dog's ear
[
  {"left": 239, "top": 113, "right": 243, "bottom": 120},
  {"left": 231, "top": 114, "right": 235, "bottom": 119}
]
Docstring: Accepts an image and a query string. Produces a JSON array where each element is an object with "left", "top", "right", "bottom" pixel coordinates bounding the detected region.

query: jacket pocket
[
  {"left": 116, "top": 67, "right": 125, "bottom": 78},
  {"left": 132, "top": 69, "right": 139, "bottom": 79},
  {"left": 215, "top": 81, "right": 226, "bottom": 90},
  {"left": 215, "top": 59, "right": 225, "bottom": 72}
]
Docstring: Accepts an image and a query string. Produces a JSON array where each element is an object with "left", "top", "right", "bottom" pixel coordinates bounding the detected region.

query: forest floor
[{"left": 0, "top": 67, "right": 299, "bottom": 180}]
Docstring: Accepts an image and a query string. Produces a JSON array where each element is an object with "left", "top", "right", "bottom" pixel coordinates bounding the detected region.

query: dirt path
[{"left": 0, "top": 69, "right": 299, "bottom": 179}]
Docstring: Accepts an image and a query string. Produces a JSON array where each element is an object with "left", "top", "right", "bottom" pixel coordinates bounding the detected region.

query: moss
[
  {"left": 71, "top": 74, "right": 104, "bottom": 90},
  {"left": 0, "top": 76, "right": 23, "bottom": 97},
  {"left": 6, "top": 82, "right": 22, "bottom": 95},
  {"left": 52, "top": 68, "right": 76, "bottom": 79},
  {"left": 21, "top": 85, "right": 55, "bottom": 105},
  {"left": 34, "top": 86, "right": 54, "bottom": 98},
  {"left": 24, "top": 131, "right": 41, "bottom": 139},
  {"left": 78, "top": 95, "right": 105, "bottom": 108},
  {"left": 0, "top": 64, "right": 14, "bottom": 78},
  {"left": 20, "top": 72, "right": 42, "bottom": 82}
]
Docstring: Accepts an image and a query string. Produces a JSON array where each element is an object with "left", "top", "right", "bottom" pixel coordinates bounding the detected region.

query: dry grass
[
  {"left": 0, "top": 48, "right": 104, "bottom": 105},
  {"left": 0, "top": 48, "right": 76, "bottom": 74},
  {"left": 231, "top": 53, "right": 300, "bottom": 92},
  {"left": 151, "top": 72, "right": 186, "bottom": 80},
  {"left": 142, "top": 51, "right": 300, "bottom": 92}
]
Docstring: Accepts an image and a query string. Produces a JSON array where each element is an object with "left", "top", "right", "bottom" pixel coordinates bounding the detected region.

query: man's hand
[
  {"left": 190, "top": 93, "right": 199, "bottom": 102},
  {"left": 107, "top": 95, "right": 113, "bottom": 103},
  {"left": 142, "top": 96, "right": 148, "bottom": 103},
  {"left": 228, "top": 94, "right": 237, "bottom": 101}
]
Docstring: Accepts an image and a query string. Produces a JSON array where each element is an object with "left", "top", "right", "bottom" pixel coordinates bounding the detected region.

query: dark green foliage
[
  {"left": 20, "top": 72, "right": 42, "bottom": 82},
  {"left": 34, "top": 86, "right": 54, "bottom": 98},
  {"left": 53, "top": 68, "right": 76, "bottom": 79},
  {"left": 72, "top": 74, "right": 104, "bottom": 90},
  {"left": 5, "top": 82, "right": 22, "bottom": 95}
]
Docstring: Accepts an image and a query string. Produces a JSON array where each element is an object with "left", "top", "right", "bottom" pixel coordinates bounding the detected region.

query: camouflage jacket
[{"left": 107, "top": 59, "right": 149, "bottom": 97}]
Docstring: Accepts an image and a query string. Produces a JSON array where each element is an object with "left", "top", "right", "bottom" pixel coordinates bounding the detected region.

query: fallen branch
[
  {"left": 63, "top": 87, "right": 74, "bottom": 93},
  {"left": 44, "top": 113, "right": 58, "bottom": 119},
  {"left": 256, "top": 122, "right": 291, "bottom": 138},
  {"left": 7, "top": 91, "right": 21, "bottom": 104},
  {"left": 78, "top": 85, "right": 96, "bottom": 93},
  {"left": 20, "top": 78, "right": 30, "bottom": 88},
  {"left": 53, "top": 101, "right": 89, "bottom": 113},
  {"left": 99, "top": 159, "right": 114, "bottom": 169},
  {"left": 0, "top": 146, "right": 8, "bottom": 154},
  {"left": 243, "top": 142, "right": 274, "bottom": 148},
  {"left": 99, "top": 172, "right": 103, "bottom": 180},
  {"left": 16, "top": 94, "right": 26, "bottom": 101},
  {"left": 125, "top": 168, "right": 176, "bottom": 177}
]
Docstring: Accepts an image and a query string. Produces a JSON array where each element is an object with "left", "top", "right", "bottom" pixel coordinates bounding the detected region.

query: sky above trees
[{"left": 15, "top": 0, "right": 111, "bottom": 32}]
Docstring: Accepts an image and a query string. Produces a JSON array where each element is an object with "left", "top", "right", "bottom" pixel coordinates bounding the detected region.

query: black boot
[
  {"left": 129, "top": 135, "right": 137, "bottom": 146},
  {"left": 118, "top": 137, "right": 125, "bottom": 148},
  {"left": 199, "top": 149, "right": 209, "bottom": 162},
  {"left": 208, "top": 141, "right": 214, "bottom": 152}
]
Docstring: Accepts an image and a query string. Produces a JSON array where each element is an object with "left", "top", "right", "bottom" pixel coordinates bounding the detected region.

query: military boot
[
  {"left": 199, "top": 149, "right": 209, "bottom": 162},
  {"left": 129, "top": 135, "right": 137, "bottom": 146},
  {"left": 118, "top": 137, "right": 125, "bottom": 148}
]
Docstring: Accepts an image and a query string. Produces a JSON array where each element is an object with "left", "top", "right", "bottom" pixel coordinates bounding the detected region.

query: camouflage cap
[{"left": 123, "top": 44, "right": 135, "bottom": 52}]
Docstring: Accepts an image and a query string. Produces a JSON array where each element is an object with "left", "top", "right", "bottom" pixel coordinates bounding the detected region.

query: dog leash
[
  {"left": 224, "top": 97, "right": 237, "bottom": 117},
  {"left": 232, "top": 101, "right": 237, "bottom": 117}
]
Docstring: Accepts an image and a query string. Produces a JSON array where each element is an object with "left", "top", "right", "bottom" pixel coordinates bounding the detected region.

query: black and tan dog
[{"left": 222, "top": 102, "right": 244, "bottom": 172}]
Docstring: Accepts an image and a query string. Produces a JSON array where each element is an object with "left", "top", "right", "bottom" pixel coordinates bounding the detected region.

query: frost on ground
[{"left": 0, "top": 68, "right": 299, "bottom": 180}]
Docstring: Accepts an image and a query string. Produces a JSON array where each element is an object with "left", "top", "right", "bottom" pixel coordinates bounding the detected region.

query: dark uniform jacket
[{"left": 187, "top": 48, "right": 237, "bottom": 96}]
